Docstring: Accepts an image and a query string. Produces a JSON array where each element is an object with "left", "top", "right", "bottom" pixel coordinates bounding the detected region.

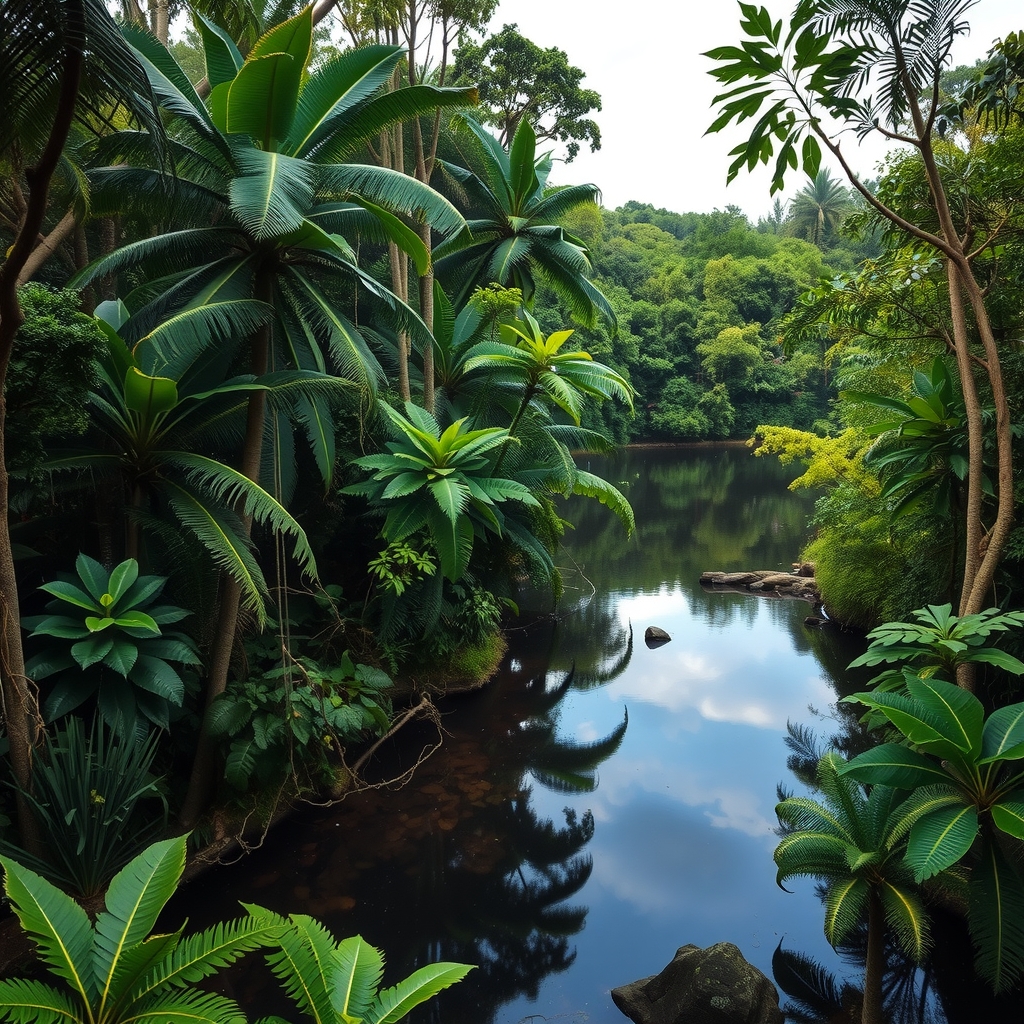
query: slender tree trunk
[
  {"left": 419, "top": 223, "right": 435, "bottom": 412},
  {"left": 179, "top": 264, "right": 274, "bottom": 828},
  {"left": 810, "top": 64, "right": 1015, "bottom": 649},
  {"left": 908, "top": 88, "right": 1014, "bottom": 621},
  {"left": 0, "top": 0, "right": 87, "bottom": 854},
  {"left": 862, "top": 888, "right": 885, "bottom": 1024},
  {"left": 15, "top": 208, "right": 77, "bottom": 287},
  {"left": 149, "top": 0, "right": 169, "bottom": 44}
]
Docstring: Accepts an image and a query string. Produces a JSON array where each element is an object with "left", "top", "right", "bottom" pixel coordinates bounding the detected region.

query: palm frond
[
  {"left": 164, "top": 481, "right": 269, "bottom": 624},
  {"left": 161, "top": 452, "right": 316, "bottom": 577},
  {"left": 317, "top": 163, "right": 465, "bottom": 237}
]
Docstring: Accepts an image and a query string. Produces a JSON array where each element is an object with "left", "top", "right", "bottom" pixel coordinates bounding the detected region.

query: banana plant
[
  {"left": 0, "top": 835, "right": 281, "bottom": 1024},
  {"left": 840, "top": 677, "right": 1024, "bottom": 992},
  {"left": 245, "top": 908, "right": 473, "bottom": 1024},
  {"left": 344, "top": 401, "right": 539, "bottom": 582},
  {"left": 774, "top": 752, "right": 936, "bottom": 1024}
]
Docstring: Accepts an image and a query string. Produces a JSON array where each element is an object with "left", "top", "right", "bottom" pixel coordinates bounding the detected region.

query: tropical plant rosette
[{"left": 840, "top": 676, "right": 1024, "bottom": 990}]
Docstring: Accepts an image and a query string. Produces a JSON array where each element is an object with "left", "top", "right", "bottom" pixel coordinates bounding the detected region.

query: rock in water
[
  {"left": 611, "top": 942, "right": 783, "bottom": 1024},
  {"left": 644, "top": 626, "right": 672, "bottom": 648}
]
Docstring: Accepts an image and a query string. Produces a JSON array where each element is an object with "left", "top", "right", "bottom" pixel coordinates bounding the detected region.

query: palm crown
[
  {"left": 434, "top": 116, "right": 616, "bottom": 330},
  {"left": 76, "top": 6, "right": 472, "bottom": 395}
]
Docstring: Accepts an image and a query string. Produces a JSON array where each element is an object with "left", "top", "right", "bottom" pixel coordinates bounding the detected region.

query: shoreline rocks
[
  {"left": 699, "top": 565, "right": 821, "bottom": 610},
  {"left": 612, "top": 942, "right": 784, "bottom": 1024}
]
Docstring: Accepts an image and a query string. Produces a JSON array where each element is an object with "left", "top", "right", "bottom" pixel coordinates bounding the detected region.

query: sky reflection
[{"left": 498, "top": 451, "right": 850, "bottom": 1024}]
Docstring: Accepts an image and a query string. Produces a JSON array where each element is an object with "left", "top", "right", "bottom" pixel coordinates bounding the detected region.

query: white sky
[{"left": 485, "top": 0, "right": 1022, "bottom": 219}]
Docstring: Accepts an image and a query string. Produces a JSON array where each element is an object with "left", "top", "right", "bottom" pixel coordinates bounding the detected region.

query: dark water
[{"left": 171, "top": 446, "right": 943, "bottom": 1022}]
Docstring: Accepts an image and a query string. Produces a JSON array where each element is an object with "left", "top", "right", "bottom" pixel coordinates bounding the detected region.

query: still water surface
[{"left": 175, "top": 445, "right": 884, "bottom": 1022}]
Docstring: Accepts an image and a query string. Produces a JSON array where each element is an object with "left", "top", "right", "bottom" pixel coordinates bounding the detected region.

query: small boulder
[
  {"left": 644, "top": 626, "right": 672, "bottom": 648},
  {"left": 611, "top": 942, "right": 783, "bottom": 1024}
]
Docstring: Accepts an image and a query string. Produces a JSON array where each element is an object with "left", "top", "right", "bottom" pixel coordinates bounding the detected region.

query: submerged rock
[
  {"left": 644, "top": 626, "right": 672, "bottom": 648},
  {"left": 611, "top": 942, "right": 783, "bottom": 1024}
]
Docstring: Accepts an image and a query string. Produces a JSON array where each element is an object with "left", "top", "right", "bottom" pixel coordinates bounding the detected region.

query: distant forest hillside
[{"left": 532, "top": 194, "right": 878, "bottom": 443}]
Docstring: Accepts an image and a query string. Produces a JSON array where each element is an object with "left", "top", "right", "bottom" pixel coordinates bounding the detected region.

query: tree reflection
[{"left": 167, "top": 624, "right": 629, "bottom": 1024}]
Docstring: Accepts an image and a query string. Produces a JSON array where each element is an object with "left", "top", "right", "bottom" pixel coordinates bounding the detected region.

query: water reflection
[
  {"left": 169, "top": 626, "right": 628, "bottom": 1024},
  {"left": 173, "top": 446, "right": 904, "bottom": 1024}
]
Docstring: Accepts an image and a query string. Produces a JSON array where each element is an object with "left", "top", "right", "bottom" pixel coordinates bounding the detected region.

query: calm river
[{"left": 173, "top": 445, "right": 983, "bottom": 1023}]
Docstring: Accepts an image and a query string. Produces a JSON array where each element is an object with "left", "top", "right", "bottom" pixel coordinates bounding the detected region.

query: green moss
[{"left": 404, "top": 629, "right": 508, "bottom": 695}]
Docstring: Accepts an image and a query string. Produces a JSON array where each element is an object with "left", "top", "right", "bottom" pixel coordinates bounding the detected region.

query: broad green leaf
[
  {"left": 849, "top": 687, "right": 968, "bottom": 759},
  {"left": 112, "top": 611, "right": 160, "bottom": 633},
  {"left": 76, "top": 553, "right": 111, "bottom": 603},
  {"left": 72, "top": 635, "right": 114, "bottom": 668},
  {"left": 906, "top": 677, "right": 984, "bottom": 757},
  {"left": 331, "top": 935, "right": 384, "bottom": 1021},
  {"left": 93, "top": 836, "right": 187, "bottom": 1012},
  {"left": 38, "top": 580, "right": 100, "bottom": 613},
  {"left": 107, "top": 559, "right": 140, "bottom": 605},
  {"left": 367, "top": 962, "right": 475, "bottom": 1024},
  {"left": 247, "top": 5, "right": 312, "bottom": 66},
  {"left": 991, "top": 797, "right": 1024, "bottom": 840},
  {"left": 195, "top": 13, "right": 243, "bottom": 88},
  {"left": 0, "top": 857, "right": 96, "bottom": 1005},
  {"left": 906, "top": 804, "right": 979, "bottom": 881},
  {"left": 125, "top": 367, "right": 179, "bottom": 417},
  {"left": 980, "top": 702, "right": 1024, "bottom": 764},
  {"left": 840, "top": 744, "right": 951, "bottom": 789},
  {"left": 102, "top": 639, "right": 140, "bottom": 677},
  {"left": 226, "top": 54, "right": 301, "bottom": 147}
]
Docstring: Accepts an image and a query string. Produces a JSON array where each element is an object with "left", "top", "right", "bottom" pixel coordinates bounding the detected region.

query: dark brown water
[{"left": 170, "top": 446, "right": 983, "bottom": 1024}]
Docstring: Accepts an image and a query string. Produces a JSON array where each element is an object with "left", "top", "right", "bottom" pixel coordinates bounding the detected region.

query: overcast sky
[{"left": 483, "top": 0, "right": 1022, "bottom": 220}]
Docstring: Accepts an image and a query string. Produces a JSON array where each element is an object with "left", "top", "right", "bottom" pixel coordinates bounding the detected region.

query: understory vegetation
[{"left": 3, "top": 0, "right": 1024, "bottom": 1022}]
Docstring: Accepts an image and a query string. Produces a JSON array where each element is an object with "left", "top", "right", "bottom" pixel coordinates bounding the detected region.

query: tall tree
[
  {"left": 705, "top": 0, "right": 1016, "bottom": 659},
  {"left": 0, "top": 0, "right": 162, "bottom": 848},
  {"left": 452, "top": 23, "right": 602, "bottom": 162},
  {"left": 76, "top": 7, "right": 470, "bottom": 823},
  {"left": 330, "top": 0, "right": 496, "bottom": 411}
]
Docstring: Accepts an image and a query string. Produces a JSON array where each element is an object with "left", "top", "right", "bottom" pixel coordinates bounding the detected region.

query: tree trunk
[
  {"left": 0, "top": 0, "right": 87, "bottom": 854},
  {"left": 418, "top": 223, "right": 435, "bottom": 412},
  {"left": 15, "top": 208, "right": 77, "bottom": 287},
  {"left": 862, "top": 888, "right": 885, "bottom": 1024},
  {"left": 178, "top": 265, "right": 274, "bottom": 828}
]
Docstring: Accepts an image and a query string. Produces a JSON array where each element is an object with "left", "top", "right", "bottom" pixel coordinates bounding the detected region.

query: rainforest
[{"left": 2, "top": 2, "right": 1024, "bottom": 1024}]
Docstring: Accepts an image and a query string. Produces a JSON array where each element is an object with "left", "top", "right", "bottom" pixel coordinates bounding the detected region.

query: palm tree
[
  {"left": 0, "top": 0, "right": 164, "bottom": 849},
  {"left": 73, "top": 7, "right": 473, "bottom": 824},
  {"left": 47, "top": 303, "right": 331, "bottom": 625},
  {"left": 774, "top": 752, "right": 934, "bottom": 1024},
  {"left": 434, "top": 117, "right": 616, "bottom": 330},
  {"left": 786, "top": 168, "right": 852, "bottom": 246}
]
